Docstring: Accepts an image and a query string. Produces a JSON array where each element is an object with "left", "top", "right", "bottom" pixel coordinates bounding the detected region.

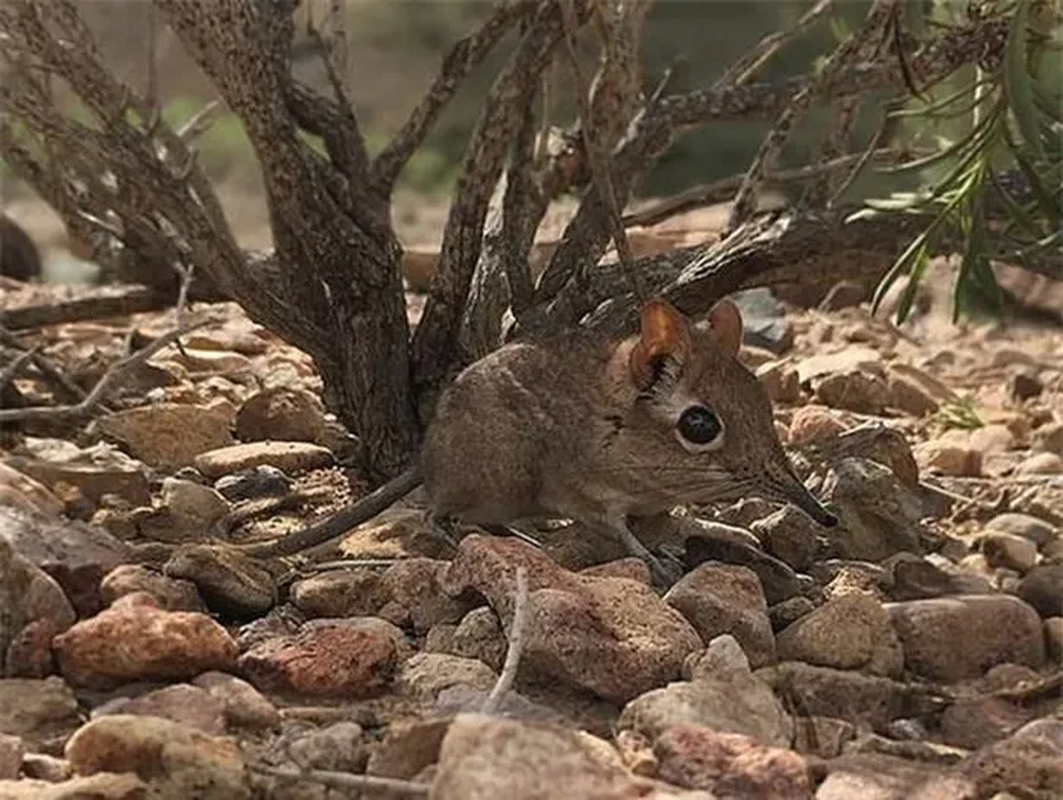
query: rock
[
  {"left": 0, "top": 536, "right": 75, "bottom": 679},
  {"left": 96, "top": 402, "right": 234, "bottom": 471},
  {"left": 750, "top": 506, "right": 820, "bottom": 572},
  {"left": 816, "top": 753, "right": 975, "bottom": 800},
  {"left": 4, "top": 444, "right": 150, "bottom": 508},
  {"left": 1033, "top": 421, "right": 1063, "bottom": 455},
  {"left": 683, "top": 523, "right": 802, "bottom": 604},
  {"left": 0, "top": 772, "right": 147, "bottom": 799},
  {"left": 756, "top": 662, "right": 935, "bottom": 731},
  {"left": 980, "top": 532, "right": 1037, "bottom": 573},
  {"left": 234, "top": 604, "right": 304, "bottom": 652},
  {"left": 814, "top": 370, "right": 889, "bottom": 415},
  {"left": 796, "top": 347, "right": 881, "bottom": 384},
  {"left": 769, "top": 597, "right": 814, "bottom": 633},
  {"left": 0, "top": 734, "right": 21, "bottom": 781},
  {"left": 65, "top": 714, "right": 250, "bottom": 799},
  {"left": 290, "top": 568, "right": 388, "bottom": 619},
  {"left": 886, "top": 365, "right": 957, "bottom": 416},
  {"left": 0, "top": 507, "right": 130, "bottom": 617},
  {"left": 194, "top": 441, "right": 333, "bottom": 479},
  {"left": 789, "top": 406, "right": 846, "bottom": 445},
  {"left": 382, "top": 558, "right": 475, "bottom": 634},
  {"left": 99, "top": 564, "right": 205, "bottom": 612},
  {"left": 1009, "top": 371, "right": 1043, "bottom": 401},
  {"left": 162, "top": 544, "right": 275, "bottom": 619},
  {"left": 733, "top": 288, "right": 794, "bottom": 354},
  {"left": 955, "top": 727, "right": 1063, "bottom": 799},
  {"left": 432, "top": 714, "right": 640, "bottom": 799},
  {"left": 939, "top": 696, "right": 1034, "bottom": 750},
  {"left": 820, "top": 458, "right": 924, "bottom": 561},
  {"left": 366, "top": 718, "right": 451, "bottom": 785},
  {"left": 985, "top": 513, "right": 1057, "bottom": 548},
  {"left": 815, "top": 561, "right": 890, "bottom": 599},
  {"left": 580, "top": 557, "right": 652, "bottom": 583},
  {"left": 1045, "top": 617, "right": 1063, "bottom": 662},
  {"left": 1015, "top": 452, "right": 1063, "bottom": 475},
  {"left": 0, "top": 677, "right": 81, "bottom": 752},
  {"left": 398, "top": 653, "right": 496, "bottom": 701},
  {"left": 441, "top": 535, "right": 702, "bottom": 703},
  {"left": 53, "top": 592, "right": 238, "bottom": 689},
  {"left": 284, "top": 721, "right": 366, "bottom": 773},
  {"left": 449, "top": 607, "right": 507, "bottom": 672},
  {"left": 654, "top": 724, "right": 812, "bottom": 797},
  {"left": 981, "top": 662, "right": 1040, "bottom": 691},
  {"left": 0, "top": 463, "right": 63, "bottom": 519},
  {"left": 914, "top": 436, "right": 982, "bottom": 477},
  {"left": 91, "top": 683, "right": 226, "bottom": 736},
  {"left": 1015, "top": 564, "right": 1063, "bottom": 617},
  {"left": 885, "top": 595, "right": 1046, "bottom": 681},
  {"left": 885, "top": 553, "right": 990, "bottom": 601},
  {"left": 237, "top": 619, "right": 398, "bottom": 697},
  {"left": 136, "top": 478, "right": 230, "bottom": 544},
  {"left": 621, "top": 641, "right": 792, "bottom": 749},
  {"left": 756, "top": 361, "right": 801, "bottom": 404},
  {"left": 665, "top": 563, "right": 775, "bottom": 669},
  {"left": 777, "top": 592, "right": 903, "bottom": 677},
  {"left": 192, "top": 671, "right": 279, "bottom": 731},
  {"left": 234, "top": 387, "right": 329, "bottom": 444},
  {"left": 213, "top": 465, "right": 290, "bottom": 502}
]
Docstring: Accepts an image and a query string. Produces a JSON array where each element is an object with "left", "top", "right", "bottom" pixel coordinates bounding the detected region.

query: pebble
[
  {"left": 398, "top": 653, "right": 497, "bottom": 701},
  {"left": 0, "top": 463, "right": 63, "bottom": 519},
  {"left": 52, "top": 592, "right": 238, "bottom": 689},
  {"left": 0, "top": 734, "right": 22, "bottom": 781},
  {"left": 886, "top": 364, "right": 956, "bottom": 416},
  {"left": 99, "top": 564, "right": 205, "bottom": 612},
  {"left": 665, "top": 563, "right": 775, "bottom": 669},
  {"left": 0, "top": 773, "right": 147, "bottom": 799},
  {"left": 1015, "top": 563, "right": 1063, "bottom": 617},
  {"left": 914, "top": 435, "right": 982, "bottom": 477},
  {"left": 1014, "top": 452, "right": 1063, "bottom": 475},
  {"left": 0, "top": 677, "right": 82, "bottom": 752},
  {"left": 290, "top": 568, "right": 389, "bottom": 619},
  {"left": 985, "top": 513, "right": 1057, "bottom": 547},
  {"left": 192, "top": 670, "right": 279, "bottom": 731},
  {"left": 213, "top": 465, "right": 290, "bottom": 502},
  {"left": 448, "top": 607, "right": 507, "bottom": 672},
  {"left": 234, "top": 386, "right": 329, "bottom": 444},
  {"left": 749, "top": 505, "right": 820, "bottom": 572},
  {"left": 1045, "top": 617, "right": 1063, "bottom": 662},
  {"left": 1033, "top": 421, "right": 1063, "bottom": 455},
  {"left": 284, "top": 721, "right": 366, "bottom": 773},
  {"left": 980, "top": 532, "right": 1038, "bottom": 573},
  {"left": 684, "top": 523, "right": 803, "bottom": 604},
  {"left": 885, "top": 594, "right": 1046, "bottom": 681},
  {"left": 381, "top": 557, "right": 476, "bottom": 634},
  {"left": 789, "top": 405, "right": 846, "bottom": 445},
  {"left": 755, "top": 361, "right": 801, "bottom": 403},
  {"left": 162, "top": 544, "right": 276, "bottom": 619},
  {"left": 91, "top": 683, "right": 227, "bottom": 736},
  {"left": 814, "top": 369, "right": 889, "bottom": 414}
]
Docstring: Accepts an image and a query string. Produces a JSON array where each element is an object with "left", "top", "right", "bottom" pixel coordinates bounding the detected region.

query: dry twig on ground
[{"left": 482, "top": 565, "right": 530, "bottom": 715}]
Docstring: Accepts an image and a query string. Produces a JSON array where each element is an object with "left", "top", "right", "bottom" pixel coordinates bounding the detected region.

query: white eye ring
[{"left": 674, "top": 405, "right": 725, "bottom": 453}]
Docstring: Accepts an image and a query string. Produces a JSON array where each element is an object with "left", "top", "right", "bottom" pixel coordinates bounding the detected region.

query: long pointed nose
[{"left": 772, "top": 471, "right": 838, "bottom": 527}]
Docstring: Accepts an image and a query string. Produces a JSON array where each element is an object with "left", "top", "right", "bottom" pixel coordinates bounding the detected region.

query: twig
[
  {"left": 0, "top": 318, "right": 208, "bottom": 423},
  {"left": 622, "top": 149, "right": 898, "bottom": 228},
  {"left": 0, "top": 325, "right": 90, "bottom": 404},
  {"left": 176, "top": 100, "right": 220, "bottom": 141},
  {"left": 371, "top": 0, "right": 539, "bottom": 191},
  {"left": 482, "top": 565, "right": 529, "bottom": 715},
  {"left": 0, "top": 347, "right": 38, "bottom": 390},
  {"left": 249, "top": 764, "right": 429, "bottom": 796},
  {"left": 0, "top": 286, "right": 174, "bottom": 331},
  {"left": 559, "top": 0, "right": 646, "bottom": 301},
  {"left": 799, "top": 94, "right": 862, "bottom": 210},
  {"left": 714, "top": 0, "right": 833, "bottom": 88}
]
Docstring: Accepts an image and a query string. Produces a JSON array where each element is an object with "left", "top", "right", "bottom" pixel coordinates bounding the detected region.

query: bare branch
[
  {"left": 482, "top": 566, "right": 529, "bottom": 715},
  {"left": 559, "top": 0, "right": 647, "bottom": 301},
  {"left": 0, "top": 318, "right": 209, "bottom": 423},
  {"left": 371, "top": 0, "right": 541, "bottom": 192},
  {"left": 411, "top": 0, "right": 589, "bottom": 396},
  {"left": 799, "top": 94, "right": 862, "bottom": 209},
  {"left": 176, "top": 100, "right": 220, "bottom": 141},
  {"left": 729, "top": 0, "right": 899, "bottom": 230},
  {"left": 0, "top": 325, "right": 90, "bottom": 404},
  {"left": 0, "top": 347, "right": 38, "bottom": 391}
]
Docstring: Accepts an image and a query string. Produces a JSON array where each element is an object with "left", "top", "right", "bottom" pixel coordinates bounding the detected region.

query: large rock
[
  {"left": 431, "top": 714, "right": 643, "bottom": 800},
  {"left": 820, "top": 459, "right": 924, "bottom": 561},
  {"left": 96, "top": 402, "right": 235, "bottom": 471},
  {"left": 0, "top": 507, "right": 129, "bottom": 617},
  {"left": 776, "top": 592, "right": 903, "bottom": 677},
  {"left": 655, "top": 724, "right": 812, "bottom": 798},
  {"left": 0, "top": 536, "right": 75, "bottom": 678},
  {"left": 162, "top": 544, "right": 275, "bottom": 619},
  {"left": 237, "top": 618, "right": 399, "bottom": 697},
  {"left": 4, "top": 441, "right": 151, "bottom": 508},
  {"left": 0, "top": 677, "right": 81, "bottom": 752},
  {"left": 53, "top": 592, "right": 238, "bottom": 689},
  {"left": 382, "top": 558, "right": 476, "bottom": 634},
  {"left": 0, "top": 463, "right": 63, "bottom": 518},
  {"left": 665, "top": 563, "right": 775, "bottom": 668},
  {"left": 885, "top": 595, "right": 1046, "bottom": 681},
  {"left": 441, "top": 535, "right": 702, "bottom": 703},
  {"left": 234, "top": 387, "right": 329, "bottom": 444},
  {"left": 65, "top": 714, "right": 250, "bottom": 799}
]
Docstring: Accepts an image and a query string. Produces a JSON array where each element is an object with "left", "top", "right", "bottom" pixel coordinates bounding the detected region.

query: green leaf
[
  {"left": 1004, "top": 0, "right": 1047, "bottom": 161},
  {"left": 895, "top": 243, "right": 931, "bottom": 323},
  {"left": 880, "top": 103, "right": 1002, "bottom": 176},
  {"left": 989, "top": 169, "right": 1047, "bottom": 238}
]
